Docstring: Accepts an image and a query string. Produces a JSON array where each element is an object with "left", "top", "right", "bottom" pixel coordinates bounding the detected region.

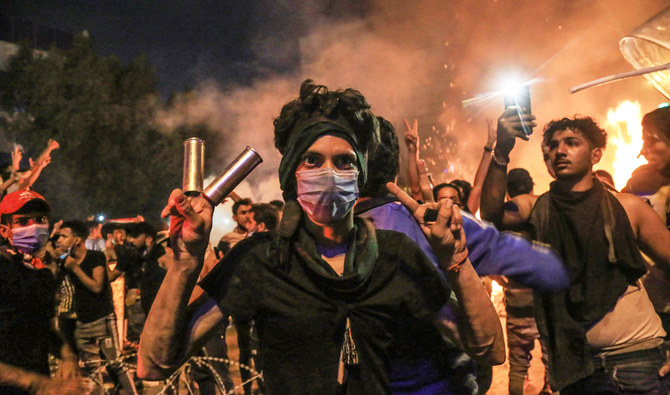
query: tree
[{"left": 0, "top": 35, "right": 219, "bottom": 220}]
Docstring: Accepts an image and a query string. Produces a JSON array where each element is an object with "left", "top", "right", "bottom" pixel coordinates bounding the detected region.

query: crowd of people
[{"left": 0, "top": 78, "right": 670, "bottom": 395}]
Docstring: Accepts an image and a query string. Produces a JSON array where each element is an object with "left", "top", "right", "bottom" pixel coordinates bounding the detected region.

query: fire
[
  {"left": 601, "top": 101, "right": 647, "bottom": 190},
  {"left": 490, "top": 279, "right": 506, "bottom": 316}
]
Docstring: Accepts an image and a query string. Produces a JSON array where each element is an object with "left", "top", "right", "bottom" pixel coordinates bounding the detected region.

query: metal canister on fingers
[
  {"left": 182, "top": 137, "right": 206, "bottom": 196},
  {"left": 202, "top": 146, "right": 262, "bottom": 206}
]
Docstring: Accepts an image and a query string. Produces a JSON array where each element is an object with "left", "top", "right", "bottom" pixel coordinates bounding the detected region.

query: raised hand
[
  {"left": 387, "top": 182, "right": 467, "bottom": 270},
  {"left": 11, "top": 145, "right": 22, "bottom": 170},
  {"left": 47, "top": 139, "right": 60, "bottom": 151},
  {"left": 160, "top": 189, "right": 213, "bottom": 260},
  {"left": 417, "top": 159, "right": 435, "bottom": 203},
  {"left": 486, "top": 118, "right": 496, "bottom": 149},
  {"left": 403, "top": 118, "right": 419, "bottom": 156},
  {"left": 495, "top": 107, "right": 536, "bottom": 160}
]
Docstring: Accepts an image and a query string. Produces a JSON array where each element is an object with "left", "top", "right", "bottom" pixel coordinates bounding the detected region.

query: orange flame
[{"left": 600, "top": 101, "right": 647, "bottom": 190}]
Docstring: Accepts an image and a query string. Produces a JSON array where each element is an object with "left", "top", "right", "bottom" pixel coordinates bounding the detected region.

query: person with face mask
[
  {"left": 138, "top": 80, "right": 505, "bottom": 394},
  {"left": 56, "top": 220, "right": 138, "bottom": 395},
  {"left": 0, "top": 190, "right": 89, "bottom": 394}
]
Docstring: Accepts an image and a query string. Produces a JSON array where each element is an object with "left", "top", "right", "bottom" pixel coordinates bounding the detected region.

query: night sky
[{"left": 0, "top": 0, "right": 365, "bottom": 96}]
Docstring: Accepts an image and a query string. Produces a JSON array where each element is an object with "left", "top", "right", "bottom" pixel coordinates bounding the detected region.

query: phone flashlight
[{"left": 504, "top": 85, "right": 533, "bottom": 136}]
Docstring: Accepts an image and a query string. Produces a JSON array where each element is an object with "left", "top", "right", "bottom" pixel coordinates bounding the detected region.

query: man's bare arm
[
  {"left": 387, "top": 182, "right": 505, "bottom": 364},
  {"left": 66, "top": 262, "right": 105, "bottom": 293},
  {"left": 618, "top": 193, "right": 670, "bottom": 275},
  {"left": 481, "top": 109, "right": 536, "bottom": 227},
  {"left": 137, "top": 262, "right": 225, "bottom": 379},
  {"left": 467, "top": 120, "right": 496, "bottom": 214},
  {"left": 440, "top": 259, "right": 505, "bottom": 364},
  {"left": 403, "top": 118, "right": 423, "bottom": 201},
  {"left": 0, "top": 361, "right": 89, "bottom": 394},
  {"left": 137, "top": 189, "right": 220, "bottom": 380}
]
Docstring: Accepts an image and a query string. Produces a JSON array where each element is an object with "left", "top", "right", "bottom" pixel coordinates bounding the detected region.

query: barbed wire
[{"left": 65, "top": 351, "right": 262, "bottom": 394}]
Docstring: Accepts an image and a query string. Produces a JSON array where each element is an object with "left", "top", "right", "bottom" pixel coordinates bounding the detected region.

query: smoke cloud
[{"left": 158, "top": 0, "right": 669, "bottom": 239}]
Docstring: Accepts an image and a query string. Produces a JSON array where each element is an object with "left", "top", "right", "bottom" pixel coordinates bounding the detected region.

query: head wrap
[{"left": 277, "top": 115, "right": 368, "bottom": 200}]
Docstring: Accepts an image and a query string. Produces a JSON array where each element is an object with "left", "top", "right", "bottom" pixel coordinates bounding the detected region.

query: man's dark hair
[
  {"left": 543, "top": 116, "right": 607, "bottom": 149},
  {"left": 450, "top": 179, "right": 472, "bottom": 210},
  {"left": 61, "top": 220, "right": 89, "bottom": 240},
  {"left": 433, "top": 183, "right": 463, "bottom": 203},
  {"left": 359, "top": 116, "right": 399, "bottom": 198},
  {"left": 273, "top": 79, "right": 379, "bottom": 199},
  {"left": 84, "top": 220, "right": 99, "bottom": 232},
  {"left": 273, "top": 79, "right": 379, "bottom": 158},
  {"left": 100, "top": 223, "right": 115, "bottom": 239},
  {"left": 251, "top": 203, "right": 279, "bottom": 232},
  {"left": 642, "top": 106, "right": 670, "bottom": 142},
  {"left": 507, "top": 168, "right": 533, "bottom": 198},
  {"left": 232, "top": 198, "right": 253, "bottom": 216},
  {"left": 269, "top": 199, "right": 285, "bottom": 211},
  {"left": 128, "top": 222, "right": 157, "bottom": 239}
]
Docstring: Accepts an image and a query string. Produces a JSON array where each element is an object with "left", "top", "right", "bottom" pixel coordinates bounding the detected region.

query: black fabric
[
  {"left": 277, "top": 118, "right": 367, "bottom": 200},
  {"left": 139, "top": 244, "right": 167, "bottom": 314},
  {"left": 199, "top": 220, "right": 449, "bottom": 395},
  {"left": 114, "top": 244, "right": 143, "bottom": 289},
  {"left": 0, "top": 248, "right": 56, "bottom": 392},
  {"left": 71, "top": 250, "right": 114, "bottom": 323},
  {"left": 530, "top": 180, "right": 647, "bottom": 390}
]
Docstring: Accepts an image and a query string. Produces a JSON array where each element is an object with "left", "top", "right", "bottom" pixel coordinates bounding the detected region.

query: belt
[{"left": 592, "top": 345, "right": 665, "bottom": 370}]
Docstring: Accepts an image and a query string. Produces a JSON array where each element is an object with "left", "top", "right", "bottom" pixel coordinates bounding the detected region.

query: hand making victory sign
[
  {"left": 386, "top": 181, "right": 468, "bottom": 271},
  {"left": 161, "top": 188, "right": 214, "bottom": 261}
]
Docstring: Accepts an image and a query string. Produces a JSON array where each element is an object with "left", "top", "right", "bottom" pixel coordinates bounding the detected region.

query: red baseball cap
[{"left": 0, "top": 190, "right": 51, "bottom": 215}]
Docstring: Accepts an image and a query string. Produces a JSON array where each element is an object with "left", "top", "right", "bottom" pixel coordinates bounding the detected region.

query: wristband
[
  {"left": 483, "top": 145, "right": 493, "bottom": 152},
  {"left": 491, "top": 151, "right": 509, "bottom": 167},
  {"left": 445, "top": 253, "right": 468, "bottom": 272}
]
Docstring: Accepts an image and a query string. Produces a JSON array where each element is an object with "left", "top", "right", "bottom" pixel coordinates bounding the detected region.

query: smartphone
[{"left": 504, "top": 85, "right": 533, "bottom": 136}]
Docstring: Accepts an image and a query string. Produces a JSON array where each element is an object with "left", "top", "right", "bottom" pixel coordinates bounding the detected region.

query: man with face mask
[
  {"left": 56, "top": 220, "right": 138, "bottom": 395},
  {"left": 0, "top": 190, "right": 87, "bottom": 394}
]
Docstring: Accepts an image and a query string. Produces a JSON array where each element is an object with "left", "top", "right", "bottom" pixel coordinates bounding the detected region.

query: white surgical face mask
[{"left": 296, "top": 168, "right": 359, "bottom": 224}]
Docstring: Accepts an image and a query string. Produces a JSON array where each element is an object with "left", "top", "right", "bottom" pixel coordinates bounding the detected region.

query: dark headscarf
[{"left": 277, "top": 115, "right": 368, "bottom": 201}]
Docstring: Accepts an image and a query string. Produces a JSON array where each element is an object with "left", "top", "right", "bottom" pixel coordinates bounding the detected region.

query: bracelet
[
  {"left": 445, "top": 252, "right": 468, "bottom": 273},
  {"left": 483, "top": 145, "right": 493, "bottom": 152},
  {"left": 491, "top": 151, "right": 509, "bottom": 167}
]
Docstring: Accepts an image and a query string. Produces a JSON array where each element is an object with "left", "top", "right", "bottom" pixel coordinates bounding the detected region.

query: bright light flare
[
  {"left": 500, "top": 76, "right": 526, "bottom": 98},
  {"left": 600, "top": 101, "right": 647, "bottom": 190},
  {"left": 462, "top": 76, "right": 544, "bottom": 108}
]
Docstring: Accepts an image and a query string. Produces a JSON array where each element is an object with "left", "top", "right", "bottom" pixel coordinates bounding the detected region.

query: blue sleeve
[
  {"left": 461, "top": 212, "right": 569, "bottom": 293},
  {"left": 360, "top": 203, "right": 440, "bottom": 269}
]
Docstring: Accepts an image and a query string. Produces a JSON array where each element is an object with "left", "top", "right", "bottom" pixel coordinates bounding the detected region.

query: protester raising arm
[
  {"left": 16, "top": 139, "right": 59, "bottom": 191},
  {"left": 403, "top": 118, "right": 424, "bottom": 202},
  {"left": 467, "top": 119, "right": 496, "bottom": 214},
  {"left": 387, "top": 182, "right": 506, "bottom": 364},
  {"left": 137, "top": 189, "right": 225, "bottom": 380},
  {"left": 481, "top": 108, "right": 536, "bottom": 227}
]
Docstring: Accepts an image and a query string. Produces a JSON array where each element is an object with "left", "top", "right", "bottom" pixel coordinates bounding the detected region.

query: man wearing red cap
[{"left": 0, "top": 190, "right": 88, "bottom": 394}]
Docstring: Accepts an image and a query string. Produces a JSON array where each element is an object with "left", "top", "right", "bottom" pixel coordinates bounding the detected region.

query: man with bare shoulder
[{"left": 481, "top": 108, "right": 670, "bottom": 394}]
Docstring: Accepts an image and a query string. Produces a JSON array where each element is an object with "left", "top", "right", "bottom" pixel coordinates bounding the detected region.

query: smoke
[{"left": 158, "top": 0, "right": 669, "bottom": 240}]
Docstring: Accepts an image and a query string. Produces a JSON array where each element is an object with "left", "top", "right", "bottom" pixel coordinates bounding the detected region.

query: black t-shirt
[
  {"left": 71, "top": 250, "right": 114, "bottom": 323},
  {"left": 0, "top": 250, "right": 56, "bottom": 392},
  {"left": 199, "top": 227, "right": 449, "bottom": 394},
  {"left": 140, "top": 244, "right": 167, "bottom": 314},
  {"left": 115, "top": 244, "right": 143, "bottom": 289}
]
